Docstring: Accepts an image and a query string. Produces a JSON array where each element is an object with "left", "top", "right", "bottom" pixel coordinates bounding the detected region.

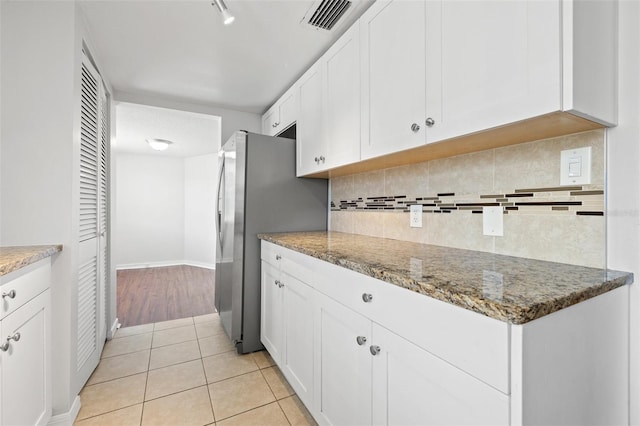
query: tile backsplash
[{"left": 329, "top": 129, "right": 606, "bottom": 268}]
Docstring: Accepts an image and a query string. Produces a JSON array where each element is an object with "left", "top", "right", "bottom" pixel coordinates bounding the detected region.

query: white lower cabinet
[
  {"left": 260, "top": 246, "right": 315, "bottom": 408},
  {"left": 313, "top": 292, "right": 372, "bottom": 426},
  {"left": 0, "top": 259, "right": 52, "bottom": 426},
  {"left": 260, "top": 261, "right": 284, "bottom": 363},
  {"left": 260, "top": 241, "right": 626, "bottom": 425},
  {"left": 371, "top": 324, "right": 509, "bottom": 426},
  {"left": 260, "top": 241, "right": 508, "bottom": 426},
  {"left": 281, "top": 273, "right": 315, "bottom": 407}
]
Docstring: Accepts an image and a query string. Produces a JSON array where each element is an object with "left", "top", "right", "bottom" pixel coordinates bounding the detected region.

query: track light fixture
[{"left": 212, "top": 0, "right": 235, "bottom": 25}]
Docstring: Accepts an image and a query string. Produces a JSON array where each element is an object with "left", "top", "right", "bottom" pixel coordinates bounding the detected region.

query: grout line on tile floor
[
  {"left": 277, "top": 399, "right": 295, "bottom": 426},
  {"left": 75, "top": 402, "right": 143, "bottom": 424}
]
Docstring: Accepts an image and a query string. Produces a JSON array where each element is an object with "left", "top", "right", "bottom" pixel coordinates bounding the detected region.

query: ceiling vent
[{"left": 303, "top": 0, "right": 352, "bottom": 31}]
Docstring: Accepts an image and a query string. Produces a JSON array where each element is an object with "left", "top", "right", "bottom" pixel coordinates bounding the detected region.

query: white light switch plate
[
  {"left": 561, "top": 146, "right": 591, "bottom": 185},
  {"left": 483, "top": 206, "right": 503, "bottom": 236},
  {"left": 410, "top": 204, "right": 422, "bottom": 228}
]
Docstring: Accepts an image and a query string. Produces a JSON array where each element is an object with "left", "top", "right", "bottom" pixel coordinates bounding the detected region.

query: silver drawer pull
[
  {"left": 2, "top": 290, "right": 16, "bottom": 299},
  {"left": 356, "top": 336, "right": 367, "bottom": 346},
  {"left": 275, "top": 279, "right": 281, "bottom": 287},
  {"left": 275, "top": 255, "right": 282, "bottom": 260},
  {"left": 362, "top": 293, "right": 373, "bottom": 303},
  {"left": 278, "top": 281, "right": 284, "bottom": 288},
  {"left": 370, "top": 345, "right": 381, "bottom": 356},
  {"left": 0, "top": 332, "right": 21, "bottom": 352}
]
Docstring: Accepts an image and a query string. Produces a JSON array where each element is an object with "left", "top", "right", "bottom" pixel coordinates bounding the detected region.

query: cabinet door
[
  {"left": 0, "top": 290, "right": 51, "bottom": 426},
  {"left": 324, "top": 22, "right": 360, "bottom": 169},
  {"left": 425, "top": 0, "right": 560, "bottom": 144},
  {"left": 372, "top": 324, "right": 509, "bottom": 426},
  {"left": 260, "top": 261, "right": 283, "bottom": 364},
  {"left": 281, "top": 273, "right": 315, "bottom": 408},
  {"left": 360, "top": 0, "right": 426, "bottom": 160},
  {"left": 297, "top": 62, "right": 325, "bottom": 176},
  {"left": 262, "top": 106, "right": 279, "bottom": 136},
  {"left": 314, "top": 293, "right": 372, "bottom": 426},
  {"left": 277, "top": 88, "right": 298, "bottom": 134}
]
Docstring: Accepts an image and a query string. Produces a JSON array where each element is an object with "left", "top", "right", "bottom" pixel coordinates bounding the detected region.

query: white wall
[
  {"left": 607, "top": 1, "right": 640, "bottom": 422},
  {"left": 0, "top": 1, "right": 118, "bottom": 418},
  {"left": 115, "top": 154, "right": 185, "bottom": 267},
  {"left": 185, "top": 153, "right": 217, "bottom": 268},
  {"left": 115, "top": 152, "right": 217, "bottom": 269},
  {"left": 115, "top": 90, "right": 261, "bottom": 143}
]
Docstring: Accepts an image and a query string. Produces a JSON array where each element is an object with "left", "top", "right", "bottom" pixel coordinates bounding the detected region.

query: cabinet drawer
[
  {"left": 313, "top": 257, "right": 510, "bottom": 394},
  {"left": 261, "top": 241, "right": 313, "bottom": 284},
  {"left": 0, "top": 259, "right": 51, "bottom": 321}
]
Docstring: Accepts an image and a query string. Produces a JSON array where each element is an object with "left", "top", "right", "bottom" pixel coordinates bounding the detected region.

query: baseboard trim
[
  {"left": 48, "top": 396, "right": 81, "bottom": 426},
  {"left": 109, "top": 318, "right": 120, "bottom": 339},
  {"left": 183, "top": 261, "right": 216, "bottom": 270},
  {"left": 117, "top": 261, "right": 215, "bottom": 271}
]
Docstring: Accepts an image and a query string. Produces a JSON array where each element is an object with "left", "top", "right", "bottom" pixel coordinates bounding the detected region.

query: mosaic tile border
[{"left": 331, "top": 186, "right": 604, "bottom": 216}]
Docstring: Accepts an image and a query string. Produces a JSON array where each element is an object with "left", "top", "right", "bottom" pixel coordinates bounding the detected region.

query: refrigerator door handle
[{"left": 216, "top": 152, "right": 226, "bottom": 247}]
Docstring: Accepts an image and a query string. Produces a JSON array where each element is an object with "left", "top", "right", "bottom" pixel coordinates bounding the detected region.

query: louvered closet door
[{"left": 77, "top": 53, "right": 107, "bottom": 388}]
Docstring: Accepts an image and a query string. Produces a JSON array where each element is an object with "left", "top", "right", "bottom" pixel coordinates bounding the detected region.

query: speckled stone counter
[
  {"left": 258, "top": 232, "right": 633, "bottom": 324},
  {"left": 0, "top": 245, "right": 63, "bottom": 277}
]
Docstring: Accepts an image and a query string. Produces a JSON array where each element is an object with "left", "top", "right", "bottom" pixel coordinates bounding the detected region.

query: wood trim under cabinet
[{"left": 303, "top": 111, "right": 603, "bottom": 179}]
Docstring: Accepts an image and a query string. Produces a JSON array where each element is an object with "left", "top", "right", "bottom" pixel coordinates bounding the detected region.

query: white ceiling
[
  {"left": 79, "top": 0, "right": 373, "bottom": 115},
  {"left": 115, "top": 102, "right": 220, "bottom": 157}
]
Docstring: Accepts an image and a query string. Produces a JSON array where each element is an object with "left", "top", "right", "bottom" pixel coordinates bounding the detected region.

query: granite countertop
[
  {"left": 0, "top": 245, "right": 63, "bottom": 277},
  {"left": 258, "top": 231, "right": 633, "bottom": 324}
]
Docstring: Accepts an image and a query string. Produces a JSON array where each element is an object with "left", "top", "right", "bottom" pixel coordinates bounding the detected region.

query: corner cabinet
[
  {"left": 260, "top": 240, "right": 628, "bottom": 425},
  {"left": 0, "top": 259, "right": 52, "bottom": 426},
  {"left": 262, "top": 86, "right": 298, "bottom": 137}
]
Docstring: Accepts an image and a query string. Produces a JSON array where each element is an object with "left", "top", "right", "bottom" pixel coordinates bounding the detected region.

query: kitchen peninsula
[{"left": 259, "top": 231, "right": 632, "bottom": 425}]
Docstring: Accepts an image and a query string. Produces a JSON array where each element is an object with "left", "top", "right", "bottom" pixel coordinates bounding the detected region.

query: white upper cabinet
[
  {"left": 561, "top": 0, "right": 617, "bottom": 125},
  {"left": 297, "top": 62, "right": 326, "bottom": 176},
  {"left": 286, "top": 0, "right": 616, "bottom": 175},
  {"left": 262, "top": 86, "right": 298, "bottom": 137},
  {"left": 360, "top": 0, "right": 427, "bottom": 160},
  {"left": 323, "top": 23, "right": 361, "bottom": 170},
  {"left": 424, "top": 0, "right": 561, "bottom": 144},
  {"left": 296, "top": 23, "right": 362, "bottom": 177}
]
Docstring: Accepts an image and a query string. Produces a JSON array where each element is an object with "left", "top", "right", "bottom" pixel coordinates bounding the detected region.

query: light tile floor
[{"left": 75, "top": 314, "right": 317, "bottom": 426}]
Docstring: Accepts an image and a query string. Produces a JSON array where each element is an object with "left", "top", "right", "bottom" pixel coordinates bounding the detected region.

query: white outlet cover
[
  {"left": 560, "top": 146, "right": 591, "bottom": 185},
  {"left": 410, "top": 204, "right": 422, "bottom": 228},
  {"left": 483, "top": 206, "right": 503, "bottom": 236}
]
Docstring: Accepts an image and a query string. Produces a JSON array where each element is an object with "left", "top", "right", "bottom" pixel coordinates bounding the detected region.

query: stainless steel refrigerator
[{"left": 215, "top": 130, "right": 327, "bottom": 354}]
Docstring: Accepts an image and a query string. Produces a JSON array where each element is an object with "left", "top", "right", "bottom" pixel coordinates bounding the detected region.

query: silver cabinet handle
[
  {"left": 425, "top": 117, "right": 435, "bottom": 127},
  {"left": 411, "top": 123, "right": 420, "bottom": 133},
  {"left": 370, "top": 345, "right": 381, "bottom": 356},
  {"left": 278, "top": 281, "right": 284, "bottom": 288},
  {"left": 275, "top": 279, "right": 281, "bottom": 287},
  {"left": 314, "top": 157, "right": 320, "bottom": 164},
  {"left": 2, "top": 290, "right": 16, "bottom": 299},
  {"left": 0, "top": 332, "right": 21, "bottom": 352},
  {"left": 319, "top": 156, "right": 326, "bottom": 163},
  {"left": 275, "top": 254, "right": 282, "bottom": 260},
  {"left": 362, "top": 293, "right": 373, "bottom": 303},
  {"left": 356, "top": 336, "right": 367, "bottom": 346}
]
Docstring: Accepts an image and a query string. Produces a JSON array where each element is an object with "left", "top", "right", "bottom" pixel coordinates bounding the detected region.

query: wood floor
[{"left": 117, "top": 265, "right": 216, "bottom": 327}]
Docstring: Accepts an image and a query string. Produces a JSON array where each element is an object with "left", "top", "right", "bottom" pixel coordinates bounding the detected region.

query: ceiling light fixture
[
  {"left": 146, "top": 138, "right": 173, "bottom": 151},
  {"left": 212, "top": 0, "right": 235, "bottom": 25}
]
